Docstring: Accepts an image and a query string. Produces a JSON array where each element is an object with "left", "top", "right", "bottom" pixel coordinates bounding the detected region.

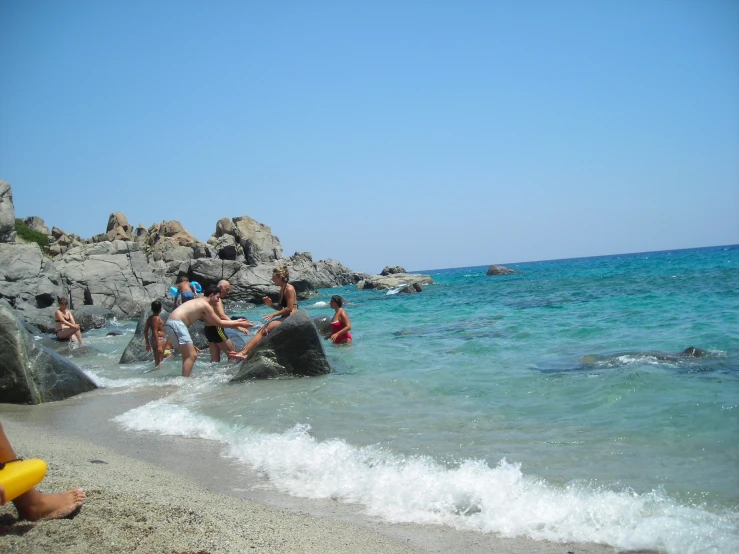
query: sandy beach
[{"left": 0, "top": 389, "right": 631, "bottom": 553}]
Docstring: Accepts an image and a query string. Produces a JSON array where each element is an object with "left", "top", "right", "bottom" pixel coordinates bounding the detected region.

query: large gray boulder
[
  {"left": 73, "top": 305, "right": 117, "bottom": 331},
  {"left": 356, "top": 272, "right": 433, "bottom": 291},
  {"left": 106, "top": 212, "right": 134, "bottom": 241},
  {"left": 0, "top": 180, "right": 15, "bottom": 242},
  {"left": 232, "top": 215, "right": 283, "bottom": 265},
  {"left": 208, "top": 215, "right": 283, "bottom": 265},
  {"left": 0, "top": 243, "right": 64, "bottom": 328},
  {"left": 54, "top": 241, "right": 166, "bottom": 319},
  {"left": 0, "top": 300, "right": 97, "bottom": 404},
  {"left": 312, "top": 315, "right": 332, "bottom": 338},
  {"left": 229, "top": 310, "right": 330, "bottom": 381}
]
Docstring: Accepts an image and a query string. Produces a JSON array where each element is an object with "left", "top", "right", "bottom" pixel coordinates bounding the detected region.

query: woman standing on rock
[
  {"left": 54, "top": 298, "right": 83, "bottom": 344},
  {"left": 229, "top": 267, "right": 298, "bottom": 360}
]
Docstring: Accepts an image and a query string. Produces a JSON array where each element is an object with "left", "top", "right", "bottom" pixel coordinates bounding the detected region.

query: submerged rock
[
  {"left": 0, "top": 300, "right": 97, "bottom": 404},
  {"left": 230, "top": 310, "right": 330, "bottom": 381}
]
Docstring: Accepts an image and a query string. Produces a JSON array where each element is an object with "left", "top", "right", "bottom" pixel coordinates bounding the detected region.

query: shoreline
[{"left": 1, "top": 388, "right": 630, "bottom": 553}]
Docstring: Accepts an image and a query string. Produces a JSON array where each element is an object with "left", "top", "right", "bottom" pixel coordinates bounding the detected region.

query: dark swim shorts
[{"left": 204, "top": 325, "right": 228, "bottom": 344}]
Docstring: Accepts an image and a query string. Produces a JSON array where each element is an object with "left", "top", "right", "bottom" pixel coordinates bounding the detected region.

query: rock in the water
[
  {"left": 230, "top": 310, "right": 330, "bottom": 381},
  {"left": 313, "top": 315, "right": 332, "bottom": 338},
  {"left": 486, "top": 265, "right": 521, "bottom": 276},
  {"left": 380, "top": 265, "right": 406, "bottom": 276},
  {"left": 0, "top": 300, "right": 97, "bottom": 404},
  {"left": 73, "top": 305, "right": 117, "bottom": 331},
  {"left": 357, "top": 273, "right": 433, "bottom": 291}
]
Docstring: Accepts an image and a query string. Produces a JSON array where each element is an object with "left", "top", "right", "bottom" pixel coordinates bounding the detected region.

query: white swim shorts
[{"left": 165, "top": 319, "right": 193, "bottom": 346}]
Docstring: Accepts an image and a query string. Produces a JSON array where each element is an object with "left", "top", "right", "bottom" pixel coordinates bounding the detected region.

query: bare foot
[{"left": 16, "top": 488, "right": 86, "bottom": 521}]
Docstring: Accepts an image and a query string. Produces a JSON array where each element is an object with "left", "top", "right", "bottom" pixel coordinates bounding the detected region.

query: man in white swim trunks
[{"left": 165, "top": 284, "right": 253, "bottom": 377}]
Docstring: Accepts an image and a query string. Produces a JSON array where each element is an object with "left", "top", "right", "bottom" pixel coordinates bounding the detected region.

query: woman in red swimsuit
[{"left": 327, "top": 295, "right": 352, "bottom": 345}]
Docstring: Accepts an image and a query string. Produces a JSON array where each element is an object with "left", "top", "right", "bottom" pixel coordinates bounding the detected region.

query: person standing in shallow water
[
  {"left": 204, "top": 280, "right": 253, "bottom": 362},
  {"left": 229, "top": 267, "right": 298, "bottom": 360},
  {"left": 144, "top": 300, "right": 166, "bottom": 368},
  {"left": 165, "top": 285, "right": 253, "bottom": 377},
  {"left": 326, "top": 295, "right": 352, "bottom": 344}
]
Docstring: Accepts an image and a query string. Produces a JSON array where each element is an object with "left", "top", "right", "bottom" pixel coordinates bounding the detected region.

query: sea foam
[{"left": 114, "top": 400, "right": 739, "bottom": 554}]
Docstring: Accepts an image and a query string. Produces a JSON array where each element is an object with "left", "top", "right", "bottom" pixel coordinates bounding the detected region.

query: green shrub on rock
[{"left": 14, "top": 218, "right": 49, "bottom": 247}]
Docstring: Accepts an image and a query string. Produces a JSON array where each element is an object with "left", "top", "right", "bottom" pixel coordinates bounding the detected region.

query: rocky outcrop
[
  {"left": 0, "top": 300, "right": 97, "bottom": 404},
  {"left": 0, "top": 180, "right": 15, "bottom": 242},
  {"left": 381, "top": 265, "right": 406, "bottom": 276},
  {"left": 49, "top": 226, "right": 85, "bottom": 257},
  {"left": 147, "top": 220, "right": 201, "bottom": 270},
  {"left": 0, "top": 243, "right": 64, "bottom": 331},
  {"left": 23, "top": 216, "right": 50, "bottom": 236},
  {"left": 106, "top": 212, "right": 134, "bottom": 241},
  {"left": 486, "top": 265, "right": 521, "bottom": 276},
  {"left": 54, "top": 241, "right": 166, "bottom": 319},
  {"left": 357, "top": 273, "right": 433, "bottom": 291},
  {"left": 208, "top": 215, "right": 282, "bottom": 265},
  {"left": 2, "top": 178, "right": 366, "bottom": 322},
  {"left": 189, "top": 253, "right": 366, "bottom": 306},
  {"left": 229, "top": 310, "right": 330, "bottom": 381}
]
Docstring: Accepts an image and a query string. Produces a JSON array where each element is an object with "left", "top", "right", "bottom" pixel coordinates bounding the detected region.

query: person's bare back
[
  {"left": 165, "top": 287, "right": 253, "bottom": 376},
  {"left": 168, "top": 297, "right": 221, "bottom": 327}
]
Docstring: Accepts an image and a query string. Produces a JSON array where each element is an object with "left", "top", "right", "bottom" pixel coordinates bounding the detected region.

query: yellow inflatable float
[{"left": 0, "top": 459, "right": 47, "bottom": 501}]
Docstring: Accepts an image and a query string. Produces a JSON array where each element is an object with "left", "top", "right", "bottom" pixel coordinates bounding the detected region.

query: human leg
[
  {"left": 55, "top": 328, "right": 78, "bottom": 341},
  {"left": 0, "top": 422, "right": 85, "bottom": 521},
  {"left": 229, "top": 321, "right": 280, "bottom": 360},
  {"left": 179, "top": 343, "right": 198, "bottom": 377},
  {"left": 208, "top": 342, "right": 221, "bottom": 362},
  {"left": 154, "top": 341, "right": 164, "bottom": 367},
  {"left": 220, "top": 339, "right": 234, "bottom": 354}
]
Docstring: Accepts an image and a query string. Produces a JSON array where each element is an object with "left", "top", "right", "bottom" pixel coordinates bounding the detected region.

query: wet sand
[{"left": 0, "top": 389, "right": 628, "bottom": 553}]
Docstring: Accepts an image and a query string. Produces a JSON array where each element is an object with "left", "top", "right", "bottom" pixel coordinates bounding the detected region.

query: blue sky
[{"left": 1, "top": 1, "right": 737, "bottom": 273}]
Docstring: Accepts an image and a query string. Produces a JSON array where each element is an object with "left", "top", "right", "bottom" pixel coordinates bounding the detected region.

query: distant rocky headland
[{"left": 0, "top": 179, "right": 432, "bottom": 332}]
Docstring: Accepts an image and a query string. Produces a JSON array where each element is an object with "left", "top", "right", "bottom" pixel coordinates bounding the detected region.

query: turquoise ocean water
[{"left": 74, "top": 245, "right": 738, "bottom": 553}]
